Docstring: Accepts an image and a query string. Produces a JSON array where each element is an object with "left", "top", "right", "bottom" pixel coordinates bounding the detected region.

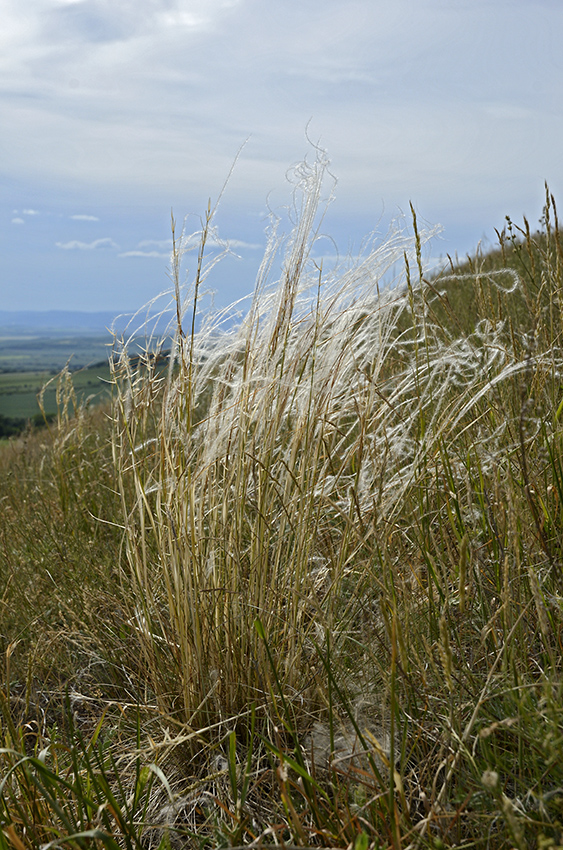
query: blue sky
[{"left": 1, "top": 0, "right": 562, "bottom": 315}]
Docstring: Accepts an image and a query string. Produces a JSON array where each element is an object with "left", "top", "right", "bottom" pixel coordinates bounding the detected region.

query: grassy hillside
[{"left": 1, "top": 166, "right": 563, "bottom": 849}]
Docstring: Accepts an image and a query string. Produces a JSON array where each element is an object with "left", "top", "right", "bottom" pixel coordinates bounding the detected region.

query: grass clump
[{"left": 2, "top": 155, "right": 563, "bottom": 848}]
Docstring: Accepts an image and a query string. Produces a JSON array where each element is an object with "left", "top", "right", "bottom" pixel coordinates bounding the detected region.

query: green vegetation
[
  {"left": 2, "top": 159, "right": 563, "bottom": 848},
  {"left": 0, "top": 363, "right": 113, "bottom": 437}
]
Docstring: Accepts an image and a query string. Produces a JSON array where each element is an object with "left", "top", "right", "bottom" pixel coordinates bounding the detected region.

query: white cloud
[
  {"left": 71, "top": 213, "right": 100, "bottom": 221},
  {"left": 23, "top": 208, "right": 40, "bottom": 215},
  {"left": 178, "top": 234, "right": 261, "bottom": 251},
  {"left": 0, "top": 0, "right": 554, "bottom": 217},
  {"left": 11, "top": 217, "right": 24, "bottom": 225},
  {"left": 56, "top": 237, "right": 119, "bottom": 250},
  {"left": 0, "top": 0, "right": 244, "bottom": 62},
  {"left": 226, "top": 238, "right": 261, "bottom": 250},
  {"left": 137, "top": 239, "right": 172, "bottom": 250},
  {"left": 119, "top": 249, "right": 170, "bottom": 259},
  {"left": 126, "top": 235, "right": 261, "bottom": 259},
  {"left": 2, "top": 0, "right": 563, "bottom": 314}
]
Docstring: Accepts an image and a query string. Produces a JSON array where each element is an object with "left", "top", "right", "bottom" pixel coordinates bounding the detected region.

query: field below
[
  {"left": 0, "top": 362, "right": 113, "bottom": 420},
  {"left": 0, "top": 324, "right": 156, "bottom": 428},
  {"left": 0, "top": 329, "right": 114, "bottom": 372}
]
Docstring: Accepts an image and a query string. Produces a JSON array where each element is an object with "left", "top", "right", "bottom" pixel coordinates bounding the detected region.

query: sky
[{"left": 1, "top": 0, "right": 562, "bottom": 316}]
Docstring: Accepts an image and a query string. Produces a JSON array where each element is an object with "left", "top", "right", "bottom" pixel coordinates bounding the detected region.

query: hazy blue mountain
[
  {"left": 0, "top": 310, "right": 131, "bottom": 333},
  {"left": 0, "top": 310, "right": 177, "bottom": 371}
]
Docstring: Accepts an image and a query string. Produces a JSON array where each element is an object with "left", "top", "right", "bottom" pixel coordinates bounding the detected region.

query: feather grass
[{"left": 2, "top": 160, "right": 563, "bottom": 847}]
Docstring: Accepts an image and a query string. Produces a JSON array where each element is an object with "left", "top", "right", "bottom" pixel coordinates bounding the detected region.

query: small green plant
[{"left": 0, "top": 687, "right": 170, "bottom": 849}]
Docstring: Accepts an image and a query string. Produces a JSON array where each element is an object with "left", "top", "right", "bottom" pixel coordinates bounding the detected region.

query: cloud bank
[
  {"left": 56, "top": 237, "right": 119, "bottom": 250},
  {"left": 1, "top": 0, "right": 561, "bottom": 215},
  {"left": 2, "top": 0, "right": 562, "bottom": 311}
]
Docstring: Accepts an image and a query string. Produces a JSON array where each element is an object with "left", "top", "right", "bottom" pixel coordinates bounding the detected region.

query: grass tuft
[{"left": 2, "top": 162, "right": 563, "bottom": 847}]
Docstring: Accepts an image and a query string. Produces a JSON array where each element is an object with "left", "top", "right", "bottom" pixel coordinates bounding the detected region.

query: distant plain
[{"left": 0, "top": 323, "right": 115, "bottom": 420}]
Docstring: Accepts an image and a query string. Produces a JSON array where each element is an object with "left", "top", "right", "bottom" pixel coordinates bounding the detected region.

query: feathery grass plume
[{"left": 109, "top": 147, "right": 441, "bottom": 731}]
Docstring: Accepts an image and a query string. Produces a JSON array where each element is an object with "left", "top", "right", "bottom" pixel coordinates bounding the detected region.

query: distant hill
[
  {"left": 0, "top": 310, "right": 134, "bottom": 334},
  {"left": 0, "top": 310, "right": 178, "bottom": 372}
]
